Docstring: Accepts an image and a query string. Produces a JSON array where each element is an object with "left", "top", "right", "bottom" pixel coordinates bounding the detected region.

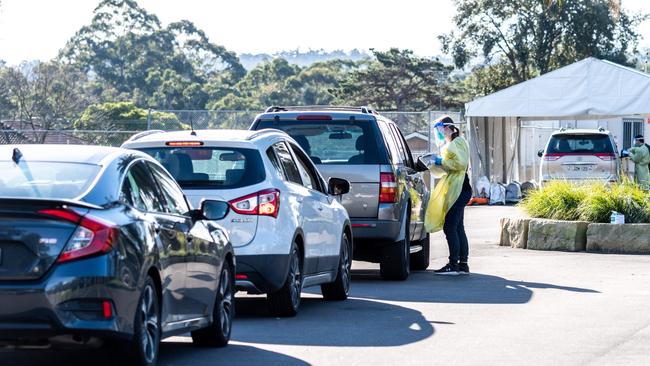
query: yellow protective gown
[
  {"left": 424, "top": 136, "right": 470, "bottom": 233},
  {"left": 629, "top": 144, "right": 650, "bottom": 187}
]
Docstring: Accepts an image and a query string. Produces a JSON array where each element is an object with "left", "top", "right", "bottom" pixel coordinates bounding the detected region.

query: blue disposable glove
[{"left": 434, "top": 157, "right": 443, "bottom": 166}]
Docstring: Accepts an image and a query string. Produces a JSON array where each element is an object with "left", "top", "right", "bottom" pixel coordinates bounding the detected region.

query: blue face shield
[{"left": 433, "top": 122, "right": 448, "bottom": 147}]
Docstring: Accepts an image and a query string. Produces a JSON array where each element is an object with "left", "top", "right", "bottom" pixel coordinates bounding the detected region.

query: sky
[{"left": 0, "top": 0, "right": 649, "bottom": 66}]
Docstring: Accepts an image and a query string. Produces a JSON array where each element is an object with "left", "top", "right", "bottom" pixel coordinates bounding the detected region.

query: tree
[
  {"left": 74, "top": 101, "right": 185, "bottom": 144},
  {"left": 441, "top": 0, "right": 647, "bottom": 94},
  {"left": 336, "top": 48, "right": 456, "bottom": 111},
  {"left": 0, "top": 61, "right": 93, "bottom": 143},
  {"left": 60, "top": 0, "right": 245, "bottom": 109}
]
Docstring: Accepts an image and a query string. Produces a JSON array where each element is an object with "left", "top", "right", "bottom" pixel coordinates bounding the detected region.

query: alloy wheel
[
  {"left": 218, "top": 266, "right": 234, "bottom": 336},
  {"left": 140, "top": 284, "right": 159, "bottom": 364}
]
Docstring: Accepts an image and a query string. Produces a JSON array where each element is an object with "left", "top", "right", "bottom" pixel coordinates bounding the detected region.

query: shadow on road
[
  {"left": 346, "top": 270, "right": 599, "bottom": 304},
  {"left": 232, "top": 297, "right": 434, "bottom": 347},
  {"left": 159, "top": 343, "right": 309, "bottom": 366},
  {"left": 0, "top": 343, "right": 309, "bottom": 366}
]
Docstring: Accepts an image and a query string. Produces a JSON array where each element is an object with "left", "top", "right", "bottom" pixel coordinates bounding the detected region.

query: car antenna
[
  {"left": 189, "top": 115, "right": 196, "bottom": 136},
  {"left": 12, "top": 148, "right": 22, "bottom": 164}
]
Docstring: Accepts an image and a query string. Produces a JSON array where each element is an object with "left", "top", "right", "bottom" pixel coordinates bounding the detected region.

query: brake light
[
  {"left": 296, "top": 115, "right": 332, "bottom": 121},
  {"left": 229, "top": 189, "right": 280, "bottom": 218},
  {"left": 166, "top": 141, "right": 204, "bottom": 147},
  {"left": 102, "top": 300, "right": 113, "bottom": 319},
  {"left": 38, "top": 208, "right": 118, "bottom": 263},
  {"left": 543, "top": 153, "right": 563, "bottom": 161},
  {"left": 235, "top": 274, "right": 248, "bottom": 280},
  {"left": 379, "top": 172, "right": 397, "bottom": 203},
  {"left": 596, "top": 153, "right": 616, "bottom": 161}
]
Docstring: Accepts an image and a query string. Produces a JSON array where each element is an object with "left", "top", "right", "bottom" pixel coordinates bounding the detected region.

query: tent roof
[{"left": 465, "top": 57, "right": 650, "bottom": 120}]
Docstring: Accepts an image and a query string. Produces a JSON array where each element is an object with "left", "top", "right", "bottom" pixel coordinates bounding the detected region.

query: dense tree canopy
[
  {"left": 440, "top": 0, "right": 647, "bottom": 95},
  {"left": 0, "top": 0, "right": 647, "bottom": 132},
  {"left": 60, "top": 0, "right": 245, "bottom": 110}
]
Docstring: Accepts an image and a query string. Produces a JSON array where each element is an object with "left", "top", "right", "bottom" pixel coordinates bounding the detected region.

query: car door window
[
  {"left": 289, "top": 143, "right": 321, "bottom": 192},
  {"left": 378, "top": 121, "right": 401, "bottom": 165},
  {"left": 390, "top": 124, "right": 415, "bottom": 168},
  {"left": 121, "top": 161, "right": 164, "bottom": 213},
  {"left": 147, "top": 162, "right": 190, "bottom": 215},
  {"left": 266, "top": 147, "right": 286, "bottom": 180},
  {"left": 273, "top": 142, "right": 302, "bottom": 185},
  {"left": 387, "top": 124, "right": 409, "bottom": 166}
]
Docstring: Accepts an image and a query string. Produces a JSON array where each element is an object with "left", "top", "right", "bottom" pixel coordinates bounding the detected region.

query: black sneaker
[
  {"left": 433, "top": 263, "right": 459, "bottom": 276},
  {"left": 458, "top": 262, "right": 470, "bottom": 275}
]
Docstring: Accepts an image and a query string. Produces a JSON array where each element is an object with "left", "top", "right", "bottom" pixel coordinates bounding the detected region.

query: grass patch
[{"left": 520, "top": 180, "right": 650, "bottom": 223}]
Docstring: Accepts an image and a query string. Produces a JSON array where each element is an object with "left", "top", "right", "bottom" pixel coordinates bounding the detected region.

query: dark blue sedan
[{"left": 0, "top": 145, "right": 235, "bottom": 366}]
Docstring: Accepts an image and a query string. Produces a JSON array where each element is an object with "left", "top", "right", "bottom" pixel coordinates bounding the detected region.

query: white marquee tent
[{"left": 464, "top": 57, "right": 650, "bottom": 186}]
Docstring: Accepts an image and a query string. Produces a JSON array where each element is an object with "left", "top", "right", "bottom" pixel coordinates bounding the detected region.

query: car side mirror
[
  {"left": 328, "top": 177, "right": 350, "bottom": 196},
  {"left": 200, "top": 200, "right": 230, "bottom": 221},
  {"left": 537, "top": 150, "right": 544, "bottom": 158},
  {"left": 621, "top": 149, "right": 630, "bottom": 158},
  {"left": 416, "top": 156, "right": 429, "bottom": 172}
]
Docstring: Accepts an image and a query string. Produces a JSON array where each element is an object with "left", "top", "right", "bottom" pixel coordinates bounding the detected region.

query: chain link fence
[{"left": 1, "top": 110, "right": 462, "bottom": 156}]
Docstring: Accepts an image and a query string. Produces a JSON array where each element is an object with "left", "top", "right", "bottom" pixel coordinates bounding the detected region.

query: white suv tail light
[{"left": 229, "top": 189, "right": 280, "bottom": 218}]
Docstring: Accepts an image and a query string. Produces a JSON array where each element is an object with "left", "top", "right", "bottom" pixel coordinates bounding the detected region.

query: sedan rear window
[
  {"left": 137, "top": 147, "right": 265, "bottom": 189},
  {"left": 256, "top": 120, "right": 386, "bottom": 165},
  {"left": 0, "top": 162, "right": 100, "bottom": 199},
  {"left": 547, "top": 134, "right": 614, "bottom": 154}
]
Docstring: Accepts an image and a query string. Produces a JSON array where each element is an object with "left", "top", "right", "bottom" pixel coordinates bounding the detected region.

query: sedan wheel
[{"left": 192, "top": 260, "right": 234, "bottom": 347}]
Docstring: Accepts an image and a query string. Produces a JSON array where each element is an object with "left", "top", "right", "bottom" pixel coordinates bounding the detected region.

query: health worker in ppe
[
  {"left": 425, "top": 116, "right": 472, "bottom": 276},
  {"left": 626, "top": 134, "right": 650, "bottom": 189}
]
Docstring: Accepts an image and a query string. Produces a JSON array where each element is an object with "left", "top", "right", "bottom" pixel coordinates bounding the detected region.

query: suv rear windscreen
[
  {"left": 256, "top": 120, "right": 385, "bottom": 164},
  {"left": 138, "top": 147, "right": 265, "bottom": 189},
  {"left": 547, "top": 134, "right": 614, "bottom": 154}
]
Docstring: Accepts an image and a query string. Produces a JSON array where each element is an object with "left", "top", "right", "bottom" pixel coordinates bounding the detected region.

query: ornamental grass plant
[{"left": 520, "top": 180, "right": 650, "bottom": 223}]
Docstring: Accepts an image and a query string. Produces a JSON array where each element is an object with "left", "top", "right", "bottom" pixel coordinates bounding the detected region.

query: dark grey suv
[
  {"left": 250, "top": 106, "right": 430, "bottom": 280},
  {"left": 0, "top": 145, "right": 235, "bottom": 366}
]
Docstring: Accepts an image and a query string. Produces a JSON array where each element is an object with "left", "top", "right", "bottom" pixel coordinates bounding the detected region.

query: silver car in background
[
  {"left": 538, "top": 128, "right": 621, "bottom": 185},
  {"left": 250, "top": 106, "right": 430, "bottom": 281}
]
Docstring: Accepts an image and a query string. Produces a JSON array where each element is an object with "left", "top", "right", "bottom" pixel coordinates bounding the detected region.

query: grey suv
[{"left": 250, "top": 106, "right": 430, "bottom": 280}]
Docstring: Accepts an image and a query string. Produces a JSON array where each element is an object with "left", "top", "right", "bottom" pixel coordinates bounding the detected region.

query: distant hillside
[{"left": 238, "top": 49, "right": 371, "bottom": 69}]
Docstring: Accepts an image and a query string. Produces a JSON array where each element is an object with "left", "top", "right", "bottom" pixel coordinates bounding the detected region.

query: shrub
[
  {"left": 577, "top": 182, "right": 650, "bottom": 223},
  {"left": 521, "top": 180, "right": 650, "bottom": 223},
  {"left": 520, "top": 181, "right": 587, "bottom": 221}
]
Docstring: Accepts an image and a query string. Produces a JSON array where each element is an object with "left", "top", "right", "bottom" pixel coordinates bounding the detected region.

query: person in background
[
  {"left": 425, "top": 115, "right": 472, "bottom": 275},
  {"left": 627, "top": 134, "right": 650, "bottom": 189}
]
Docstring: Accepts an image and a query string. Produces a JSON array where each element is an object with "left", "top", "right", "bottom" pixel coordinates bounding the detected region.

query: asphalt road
[{"left": 3, "top": 206, "right": 650, "bottom": 366}]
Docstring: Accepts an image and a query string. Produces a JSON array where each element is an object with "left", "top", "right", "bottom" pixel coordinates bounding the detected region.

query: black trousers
[{"left": 443, "top": 186, "right": 472, "bottom": 263}]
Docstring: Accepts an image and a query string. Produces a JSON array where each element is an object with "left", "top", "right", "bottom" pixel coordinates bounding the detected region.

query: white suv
[{"left": 123, "top": 129, "right": 352, "bottom": 317}]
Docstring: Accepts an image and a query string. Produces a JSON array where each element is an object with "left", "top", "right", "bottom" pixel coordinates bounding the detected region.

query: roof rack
[
  {"left": 264, "top": 105, "right": 378, "bottom": 115},
  {"left": 125, "top": 130, "right": 165, "bottom": 142}
]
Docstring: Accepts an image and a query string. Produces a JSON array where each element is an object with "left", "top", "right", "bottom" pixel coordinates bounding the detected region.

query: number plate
[{"left": 565, "top": 165, "right": 595, "bottom": 172}]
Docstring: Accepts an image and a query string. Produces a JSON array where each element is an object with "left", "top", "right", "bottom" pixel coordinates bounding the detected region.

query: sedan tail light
[
  {"left": 379, "top": 172, "right": 397, "bottom": 203},
  {"left": 229, "top": 189, "right": 280, "bottom": 218},
  {"left": 38, "top": 209, "right": 118, "bottom": 263}
]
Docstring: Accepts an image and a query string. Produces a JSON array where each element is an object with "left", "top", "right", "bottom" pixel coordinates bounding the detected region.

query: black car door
[
  {"left": 146, "top": 162, "right": 221, "bottom": 320},
  {"left": 120, "top": 161, "right": 191, "bottom": 324}
]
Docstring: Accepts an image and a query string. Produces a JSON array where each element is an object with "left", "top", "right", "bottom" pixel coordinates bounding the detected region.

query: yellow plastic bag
[{"left": 424, "top": 136, "right": 470, "bottom": 233}]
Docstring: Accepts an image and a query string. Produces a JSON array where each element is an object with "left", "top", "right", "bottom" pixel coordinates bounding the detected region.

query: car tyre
[
  {"left": 191, "top": 260, "right": 234, "bottom": 347},
  {"left": 380, "top": 215, "right": 411, "bottom": 281},
  {"left": 109, "top": 276, "right": 160, "bottom": 366},
  {"left": 267, "top": 243, "right": 302, "bottom": 317},
  {"left": 321, "top": 232, "right": 352, "bottom": 301},
  {"left": 410, "top": 233, "right": 430, "bottom": 271}
]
